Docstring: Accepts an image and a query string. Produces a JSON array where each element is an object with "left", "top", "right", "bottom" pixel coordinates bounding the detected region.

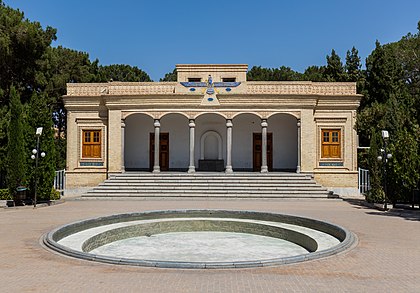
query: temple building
[{"left": 64, "top": 64, "right": 361, "bottom": 195}]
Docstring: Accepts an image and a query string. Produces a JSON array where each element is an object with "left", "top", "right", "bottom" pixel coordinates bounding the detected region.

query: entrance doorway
[
  {"left": 253, "top": 133, "right": 272, "bottom": 171},
  {"left": 150, "top": 133, "right": 169, "bottom": 171}
]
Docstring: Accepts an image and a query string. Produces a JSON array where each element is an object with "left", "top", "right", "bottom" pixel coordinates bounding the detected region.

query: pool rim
[{"left": 43, "top": 209, "right": 357, "bottom": 269}]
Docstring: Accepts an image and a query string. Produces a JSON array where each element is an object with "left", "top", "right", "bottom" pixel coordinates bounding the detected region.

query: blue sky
[{"left": 6, "top": 0, "right": 420, "bottom": 81}]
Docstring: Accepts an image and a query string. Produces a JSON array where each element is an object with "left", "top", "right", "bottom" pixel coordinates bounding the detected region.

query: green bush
[
  {"left": 0, "top": 189, "right": 12, "bottom": 200},
  {"left": 365, "top": 188, "right": 385, "bottom": 203},
  {"left": 50, "top": 188, "right": 61, "bottom": 200}
]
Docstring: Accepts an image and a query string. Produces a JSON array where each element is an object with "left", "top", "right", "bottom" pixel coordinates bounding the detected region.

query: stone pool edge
[{"left": 42, "top": 209, "right": 357, "bottom": 269}]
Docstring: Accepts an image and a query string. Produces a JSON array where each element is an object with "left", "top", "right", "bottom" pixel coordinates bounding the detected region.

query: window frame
[
  {"left": 82, "top": 129, "right": 102, "bottom": 158},
  {"left": 222, "top": 77, "right": 236, "bottom": 82},
  {"left": 188, "top": 77, "right": 202, "bottom": 82},
  {"left": 321, "top": 129, "right": 341, "bottom": 159}
]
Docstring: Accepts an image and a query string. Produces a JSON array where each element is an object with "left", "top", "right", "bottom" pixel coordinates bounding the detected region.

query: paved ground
[{"left": 1, "top": 197, "right": 419, "bottom": 292}]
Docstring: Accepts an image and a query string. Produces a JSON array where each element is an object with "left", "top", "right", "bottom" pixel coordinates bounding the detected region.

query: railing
[
  {"left": 358, "top": 167, "right": 370, "bottom": 194},
  {"left": 54, "top": 169, "right": 65, "bottom": 193}
]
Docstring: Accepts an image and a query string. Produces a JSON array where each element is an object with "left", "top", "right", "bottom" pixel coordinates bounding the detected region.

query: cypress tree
[
  {"left": 6, "top": 86, "right": 26, "bottom": 197},
  {"left": 325, "top": 49, "right": 345, "bottom": 82},
  {"left": 25, "top": 92, "right": 56, "bottom": 200},
  {"left": 345, "top": 47, "right": 362, "bottom": 82},
  {"left": 366, "top": 129, "right": 384, "bottom": 203}
]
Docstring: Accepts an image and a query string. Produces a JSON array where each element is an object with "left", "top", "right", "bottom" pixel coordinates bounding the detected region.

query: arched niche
[{"left": 200, "top": 131, "right": 223, "bottom": 160}]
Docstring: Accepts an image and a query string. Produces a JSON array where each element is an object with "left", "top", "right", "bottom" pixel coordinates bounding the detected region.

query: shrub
[
  {"left": 50, "top": 188, "right": 60, "bottom": 200},
  {"left": 365, "top": 188, "right": 385, "bottom": 203},
  {"left": 0, "top": 189, "right": 12, "bottom": 200}
]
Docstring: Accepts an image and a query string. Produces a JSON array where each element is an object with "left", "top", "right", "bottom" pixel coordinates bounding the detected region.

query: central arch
[
  {"left": 195, "top": 113, "right": 226, "bottom": 171},
  {"left": 200, "top": 131, "right": 223, "bottom": 160}
]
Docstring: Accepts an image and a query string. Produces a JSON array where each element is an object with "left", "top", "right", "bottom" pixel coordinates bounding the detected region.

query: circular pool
[{"left": 43, "top": 210, "right": 356, "bottom": 269}]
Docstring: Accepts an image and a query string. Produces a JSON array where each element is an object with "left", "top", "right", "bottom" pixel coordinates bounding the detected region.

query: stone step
[
  {"left": 112, "top": 172, "right": 311, "bottom": 177},
  {"left": 82, "top": 192, "right": 329, "bottom": 198},
  {"left": 86, "top": 189, "right": 328, "bottom": 194},
  {"left": 90, "top": 186, "right": 326, "bottom": 191},
  {"left": 109, "top": 178, "right": 313, "bottom": 182},
  {"left": 98, "top": 182, "right": 321, "bottom": 187},
  {"left": 83, "top": 172, "right": 330, "bottom": 198}
]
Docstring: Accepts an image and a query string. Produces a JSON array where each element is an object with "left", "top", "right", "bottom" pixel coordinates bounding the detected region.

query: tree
[
  {"left": 366, "top": 129, "right": 384, "bottom": 203},
  {"left": 345, "top": 47, "right": 362, "bottom": 82},
  {"left": 0, "top": 106, "right": 8, "bottom": 178},
  {"left": 302, "top": 66, "right": 327, "bottom": 81},
  {"left": 25, "top": 92, "right": 56, "bottom": 200},
  {"left": 0, "top": 0, "right": 56, "bottom": 181},
  {"left": 247, "top": 66, "right": 303, "bottom": 81},
  {"left": 388, "top": 128, "right": 420, "bottom": 202},
  {"left": 6, "top": 86, "right": 26, "bottom": 197},
  {"left": 0, "top": 0, "right": 56, "bottom": 104},
  {"left": 325, "top": 49, "right": 345, "bottom": 82},
  {"left": 357, "top": 27, "right": 420, "bottom": 202},
  {"left": 36, "top": 46, "right": 100, "bottom": 169},
  {"left": 97, "top": 64, "right": 151, "bottom": 82},
  {"left": 160, "top": 69, "right": 177, "bottom": 81}
]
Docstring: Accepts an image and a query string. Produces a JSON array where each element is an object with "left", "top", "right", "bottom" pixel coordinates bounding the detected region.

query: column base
[
  {"left": 152, "top": 166, "right": 161, "bottom": 173},
  {"left": 121, "top": 166, "right": 125, "bottom": 173},
  {"left": 296, "top": 166, "right": 301, "bottom": 173},
  {"left": 188, "top": 166, "right": 196, "bottom": 173},
  {"left": 225, "top": 166, "right": 233, "bottom": 173},
  {"left": 260, "top": 166, "right": 268, "bottom": 173}
]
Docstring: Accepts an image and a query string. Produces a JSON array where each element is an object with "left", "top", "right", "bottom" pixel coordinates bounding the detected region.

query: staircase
[{"left": 82, "top": 172, "right": 332, "bottom": 198}]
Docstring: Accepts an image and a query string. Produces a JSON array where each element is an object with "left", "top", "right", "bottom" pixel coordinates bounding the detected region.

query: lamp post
[
  {"left": 31, "top": 127, "right": 45, "bottom": 208},
  {"left": 377, "top": 130, "right": 392, "bottom": 210}
]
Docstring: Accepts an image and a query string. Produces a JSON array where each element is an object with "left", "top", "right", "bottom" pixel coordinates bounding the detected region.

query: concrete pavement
[{"left": 0, "top": 197, "right": 419, "bottom": 292}]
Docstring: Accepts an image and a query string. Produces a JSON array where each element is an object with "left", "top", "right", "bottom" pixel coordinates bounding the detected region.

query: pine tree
[
  {"left": 303, "top": 66, "right": 327, "bottom": 82},
  {"left": 6, "top": 86, "right": 26, "bottom": 197},
  {"left": 160, "top": 69, "right": 177, "bottom": 81}
]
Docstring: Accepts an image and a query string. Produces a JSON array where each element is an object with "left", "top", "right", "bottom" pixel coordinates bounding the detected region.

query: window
[
  {"left": 321, "top": 129, "right": 341, "bottom": 158},
  {"left": 188, "top": 78, "right": 201, "bottom": 82},
  {"left": 82, "top": 130, "right": 101, "bottom": 158},
  {"left": 222, "top": 77, "right": 236, "bottom": 82}
]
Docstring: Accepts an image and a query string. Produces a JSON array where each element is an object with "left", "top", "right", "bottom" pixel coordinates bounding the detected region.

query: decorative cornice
[
  {"left": 66, "top": 81, "right": 359, "bottom": 97},
  {"left": 246, "top": 82, "right": 357, "bottom": 96}
]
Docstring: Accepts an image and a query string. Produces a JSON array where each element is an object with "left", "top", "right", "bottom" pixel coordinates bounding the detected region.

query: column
[
  {"left": 107, "top": 109, "right": 122, "bottom": 174},
  {"left": 121, "top": 119, "right": 125, "bottom": 173},
  {"left": 225, "top": 119, "right": 233, "bottom": 173},
  {"left": 296, "top": 119, "right": 301, "bottom": 173},
  {"left": 188, "top": 119, "right": 196, "bottom": 173},
  {"left": 261, "top": 119, "right": 268, "bottom": 173},
  {"left": 153, "top": 119, "right": 160, "bottom": 173}
]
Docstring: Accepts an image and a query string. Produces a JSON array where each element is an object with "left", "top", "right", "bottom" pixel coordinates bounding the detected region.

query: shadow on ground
[{"left": 343, "top": 199, "right": 420, "bottom": 222}]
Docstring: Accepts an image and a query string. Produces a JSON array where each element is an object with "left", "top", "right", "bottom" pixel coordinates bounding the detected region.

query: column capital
[
  {"left": 226, "top": 119, "right": 233, "bottom": 128},
  {"left": 297, "top": 119, "right": 301, "bottom": 128},
  {"left": 261, "top": 119, "right": 268, "bottom": 128},
  {"left": 154, "top": 119, "right": 160, "bottom": 127},
  {"left": 189, "top": 119, "right": 196, "bottom": 128},
  {"left": 121, "top": 119, "right": 126, "bottom": 128}
]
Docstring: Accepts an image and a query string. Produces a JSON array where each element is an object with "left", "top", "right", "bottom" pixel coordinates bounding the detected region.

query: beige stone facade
[{"left": 64, "top": 64, "right": 361, "bottom": 193}]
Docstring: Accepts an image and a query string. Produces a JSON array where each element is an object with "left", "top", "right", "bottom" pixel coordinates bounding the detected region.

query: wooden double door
[
  {"left": 149, "top": 133, "right": 169, "bottom": 171},
  {"left": 253, "top": 133, "right": 273, "bottom": 171}
]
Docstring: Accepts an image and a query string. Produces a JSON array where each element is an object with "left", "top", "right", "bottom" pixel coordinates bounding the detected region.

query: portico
[{"left": 64, "top": 64, "right": 361, "bottom": 194}]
